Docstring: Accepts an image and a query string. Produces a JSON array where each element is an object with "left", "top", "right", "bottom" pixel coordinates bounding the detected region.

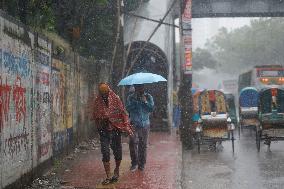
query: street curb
[{"left": 176, "top": 135, "right": 183, "bottom": 189}]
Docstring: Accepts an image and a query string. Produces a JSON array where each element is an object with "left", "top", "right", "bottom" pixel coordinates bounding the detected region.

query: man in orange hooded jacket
[{"left": 93, "top": 83, "right": 133, "bottom": 185}]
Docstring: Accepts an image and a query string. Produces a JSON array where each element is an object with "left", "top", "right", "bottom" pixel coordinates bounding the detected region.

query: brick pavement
[{"left": 62, "top": 132, "right": 182, "bottom": 189}]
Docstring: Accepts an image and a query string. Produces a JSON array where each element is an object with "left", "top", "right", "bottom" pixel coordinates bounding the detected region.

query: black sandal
[
  {"left": 110, "top": 175, "right": 119, "bottom": 183},
  {"left": 102, "top": 178, "right": 112, "bottom": 185}
]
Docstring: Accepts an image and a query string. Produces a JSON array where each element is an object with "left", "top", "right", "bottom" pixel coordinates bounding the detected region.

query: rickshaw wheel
[{"left": 256, "top": 130, "right": 262, "bottom": 152}]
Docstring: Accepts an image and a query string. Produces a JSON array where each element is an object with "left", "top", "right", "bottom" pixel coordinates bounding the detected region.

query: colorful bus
[{"left": 238, "top": 65, "right": 284, "bottom": 91}]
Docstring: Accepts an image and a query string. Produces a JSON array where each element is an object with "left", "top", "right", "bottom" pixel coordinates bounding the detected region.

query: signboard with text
[
  {"left": 182, "top": 0, "right": 192, "bottom": 23},
  {"left": 182, "top": 0, "right": 192, "bottom": 75}
]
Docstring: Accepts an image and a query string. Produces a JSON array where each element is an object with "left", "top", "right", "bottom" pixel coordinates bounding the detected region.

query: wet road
[{"left": 182, "top": 130, "right": 284, "bottom": 189}]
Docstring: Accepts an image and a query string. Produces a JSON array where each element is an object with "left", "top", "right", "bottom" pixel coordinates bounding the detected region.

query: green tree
[
  {"left": 0, "top": 0, "right": 116, "bottom": 60},
  {"left": 206, "top": 18, "right": 284, "bottom": 74},
  {"left": 123, "top": 0, "right": 149, "bottom": 12},
  {"left": 192, "top": 48, "right": 217, "bottom": 70},
  {"left": 1, "top": 0, "right": 56, "bottom": 31}
]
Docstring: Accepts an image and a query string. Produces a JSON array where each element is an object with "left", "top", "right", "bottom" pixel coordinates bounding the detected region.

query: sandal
[
  {"left": 110, "top": 175, "right": 119, "bottom": 183},
  {"left": 102, "top": 178, "right": 112, "bottom": 185}
]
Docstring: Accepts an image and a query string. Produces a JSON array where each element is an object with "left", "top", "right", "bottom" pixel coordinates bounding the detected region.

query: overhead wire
[
  {"left": 124, "top": 0, "right": 178, "bottom": 77},
  {"left": 65, "top": 0, "right": 179, "bottom": 80},
  {"left": 123, "top": 11, "right": 180, "bottom": 28}
]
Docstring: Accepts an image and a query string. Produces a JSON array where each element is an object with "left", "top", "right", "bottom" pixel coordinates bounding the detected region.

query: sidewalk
[{"left": 61, "top": 132, "right": 182, "bottom": 189}]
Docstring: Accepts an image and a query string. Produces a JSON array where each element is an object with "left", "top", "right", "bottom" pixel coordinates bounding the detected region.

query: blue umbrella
[
  {"left": 191, "top": 88, "right": 198, "bottom": 94},
  {"left": 191, "top": 88, "right": 203, "bottom": 95},
  {"left": 118, "top": 72, "right": 167, "bottom": 86}
]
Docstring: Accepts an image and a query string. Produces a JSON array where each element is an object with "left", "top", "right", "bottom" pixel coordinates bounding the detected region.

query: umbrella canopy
[
  {"left": 191, "top": 88, "right": 203, "bottom": 95},
  {"left": 118, "top": 72, "right": 167, "bottom": 86}
]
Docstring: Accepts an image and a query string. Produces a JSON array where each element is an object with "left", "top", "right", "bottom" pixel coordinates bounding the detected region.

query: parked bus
[{"left": 238, "top": 65, "right": 284, "bottom": 92}]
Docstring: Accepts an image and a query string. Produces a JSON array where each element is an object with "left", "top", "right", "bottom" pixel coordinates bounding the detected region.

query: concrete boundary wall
[{"left": 0, "top": 11, "right": 102, "bottom": 189}]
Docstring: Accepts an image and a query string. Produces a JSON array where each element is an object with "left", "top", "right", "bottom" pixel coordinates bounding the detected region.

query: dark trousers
[
  {"left": 129, "top": 126, "right": 150, "bottom": 167},
  {"left": 173, "top": 105, "right": 181, "bottom": 128},
  {"left": 99, "top": 129, "right": 122, "bottom": 162}
]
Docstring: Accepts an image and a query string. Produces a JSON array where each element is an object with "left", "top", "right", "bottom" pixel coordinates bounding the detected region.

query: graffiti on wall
[
  {"left": 51, "top": 58, "right": 74, "bottom": 152},
  {"left": 0, "top": 76, "right": 28, "bottom": 132},
  {"left": 4, "top": 130, "right": 29, "bottom": 158},
  {"left": 0, "top": 42, "right": 32, "bottom": 188},
  {"left": 51, "top": 59, "right": 66, "bottom": 133},
  {"left": 2, "top": 50, "right": 31, "bottom": 78},
  {"left": 51, "top": 58, "right": 69, "bottom": 154},
  {"left": 0, "top": 77, "right": 11, "bottom": 133},
  {"left": 35, "top": 50, "right": 50, "bottom": 66},
  {"left": 0, "top": 48, "right": 31, "bottom": 158},
  {"left": 66, "top": 68, "right": 74, "bottom": 144},
  {"left": 0, "top": 47, "right": 30, "bottom": 133},
  {"left": 53, "top": 131, "right": 65, "bottom": 155},
  {"left": 13, "top": 76, "right": 27, "bottom": 123},
  {"left": 35, "top": 54, "right": 52, "bottom": 162},
  {"left": 0, "top": 13, "right": 93, "bottom": 189},
  {"left": 66, "top": 65, "right": 73, "bottom": 130}
]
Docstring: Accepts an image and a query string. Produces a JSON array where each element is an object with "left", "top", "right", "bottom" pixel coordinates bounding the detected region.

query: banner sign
[
  {"left": 182, "top": 0, "right": 192, "bottom": 23},
  {"left": 182, "top": 0, "right": 192, "bottom": 75}
]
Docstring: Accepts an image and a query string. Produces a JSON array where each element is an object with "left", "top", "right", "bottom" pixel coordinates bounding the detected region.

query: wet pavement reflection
[
  {"left": 60, "top": 132, "right": 181, "bottom": 189},
  {"left": 182, "top": 130, "right": 284, "bottom": 189}
]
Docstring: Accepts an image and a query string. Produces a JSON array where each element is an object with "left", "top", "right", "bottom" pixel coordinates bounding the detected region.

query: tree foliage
[
  {"left": 1, "top": 0, "right": 56, "bottom": 30},
  {"left": 192, "top": 48, "right": 217, "bottom": 70},
  {"left": 123, "top": 0, "right": 149, "bottom": 12},
  {"left": 0, "top": 0, "right": 117, "bottom": 60},
  {"left": 194, "top": 18, "right": 284, "bottom": 75}
]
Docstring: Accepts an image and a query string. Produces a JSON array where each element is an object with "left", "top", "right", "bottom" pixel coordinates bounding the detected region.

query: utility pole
[
  {"left": 110, "top": 0, "right": 124, "bottom": 94},
  {"left": 179, "top": 0, "right": 193, "bottom": 149}
]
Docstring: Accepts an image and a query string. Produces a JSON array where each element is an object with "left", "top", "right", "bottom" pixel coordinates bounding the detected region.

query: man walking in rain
[
  {"left": 126, "top": 84, "right": 154, "bottom": 171},
  {"left": 93, "top": 83, "right": 133, "bottom": 185}
]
